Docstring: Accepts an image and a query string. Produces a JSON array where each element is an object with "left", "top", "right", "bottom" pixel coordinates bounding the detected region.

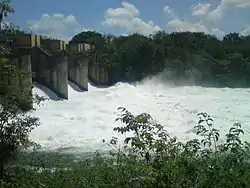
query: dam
[
  {"left": 0, "top": 33, "right": 109, "bottom": 110},
  {"left": 1, "top": 34, "right": 250, "bottom": 154}
]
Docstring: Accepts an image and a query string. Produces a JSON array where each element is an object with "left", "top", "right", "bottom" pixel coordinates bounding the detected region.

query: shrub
[
  {"left": 0, "top": 94, "right": 40, "bottom": 179},
  {"left": 105, "top": 107, "right": 250, "bottom": 187},
  {"left": 1, "top": 107, "right": 250, "bottom": 188},
  {"left": 0, "top": 6, "right": 41, "bottom": 179}
]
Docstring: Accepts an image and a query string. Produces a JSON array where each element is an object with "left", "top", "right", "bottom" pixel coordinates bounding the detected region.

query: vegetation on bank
[
  {"left": 70, "top": 30, "right": 250, "bottom": 87},
  {"left": 1, "top": 1, "right": 250, "bottom": 187},
  {"left": 0, "top": 0, "right": 41, "bottom": 181},
  {"left": 1, "top": 108, "right": 250, "bottom": 188}
]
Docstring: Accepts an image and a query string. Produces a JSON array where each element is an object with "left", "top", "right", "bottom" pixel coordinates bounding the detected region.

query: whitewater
[{"left": 29, "top": 77, "right": 250, "bottom": 153}]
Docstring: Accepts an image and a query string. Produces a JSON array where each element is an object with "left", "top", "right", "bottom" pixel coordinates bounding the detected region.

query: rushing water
[{"left": 29, "top": 77, "right": 250, "bottom": 153}]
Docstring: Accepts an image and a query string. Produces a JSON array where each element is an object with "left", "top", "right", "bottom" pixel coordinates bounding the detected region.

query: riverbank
[{"left": 2, "top": 111, "right": 250, "bottom": 188}]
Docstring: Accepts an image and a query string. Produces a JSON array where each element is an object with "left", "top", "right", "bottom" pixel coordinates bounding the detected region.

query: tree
[
  {"left": 0, "top": 95, "right": 40, "bottom": 179},
  {"left": 70, "top": 26, "right": 250, "bottom": 87},
  {"left": 0, "top": 1, "right": 41, "bottom": 179},
  {"left": 69, "top": 31, "right": 106, "bottom": 52},
  {"left": 105, "top": 107, "right": 250, "bottom": 187},
  {"left": 0, "top": 0, "right": 14, "bottom": 32}
]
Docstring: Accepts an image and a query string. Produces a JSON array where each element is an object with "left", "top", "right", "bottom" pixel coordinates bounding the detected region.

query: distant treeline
[{"left": 70, "top": 31, "right": 250, "bottom": 87}]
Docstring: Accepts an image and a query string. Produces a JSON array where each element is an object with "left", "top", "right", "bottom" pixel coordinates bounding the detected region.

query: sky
[{"left": 5, "top": 0, "right": 250, "bottom": 41}]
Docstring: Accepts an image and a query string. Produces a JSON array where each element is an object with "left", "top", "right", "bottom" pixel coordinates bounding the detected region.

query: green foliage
[
  {"left": 1, "top": 108, "right": 250, "bottom": 187},
  {"left": 108, "top": 108, "right": 250, "bottom": 187},
  {"left": 0, "top": 0, "right": 14, "bottom": 14},
  {"left": 70, "top": 31, "right": 106, "bottom": 52},
  {"left": 0, "top": 0, "right": 14, "bottom": 28},
  {"left": 0, "top": 1, "right": 34, "bottom": 110},
  {"left": 0, "top": 63, "right": 41, "bottom": 180},
  {"left": 0, "top": 0, "right": 14, "bottom": 37},
  {"left": 0, "top": 2, "right": 249, "bottom": 186},
  {"left": 0, "top": 74, "right": 41, "bottom": 179},
  {"left": 0, "top": 0, "right": 41, "bottom": 180},
  {"left": 0, "top": 94, "right": 40, "bottom": 165},
  {"left": 70, "top": 30, "right": 250, "bottom": 87}
]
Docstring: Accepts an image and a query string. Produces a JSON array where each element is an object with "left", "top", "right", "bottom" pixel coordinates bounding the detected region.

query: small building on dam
[{"left": 0, "top": 33, "right": 109, "bottom": 110}]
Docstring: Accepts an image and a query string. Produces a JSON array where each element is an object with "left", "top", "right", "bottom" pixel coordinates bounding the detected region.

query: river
[{"left": 29, "top": 76, "right": 250, "bottom": 153}]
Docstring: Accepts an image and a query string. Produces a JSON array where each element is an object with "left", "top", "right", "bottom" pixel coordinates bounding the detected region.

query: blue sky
[{"left": 5, "top": 0, "right": 250, "bottom": 41}]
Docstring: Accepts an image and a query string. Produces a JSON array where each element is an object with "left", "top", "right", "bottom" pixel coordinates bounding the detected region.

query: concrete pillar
[
  {"left": 88, "top": 59, "right": 109, "bottom": 85},
  {"left": 91, "top": 66, "right": 95, "bottom": 81},
  {"left": 68, "top": 56, "right": 75, "bottom": 85},
  {"left": 33, "top": 49, "right": 68, "bottom": 99},
  {"left": 93, "top": 64, "right": 97, "bottom": 82},
  {"left": 51, "top": 68, "right": 57, "bottom": 92},
  {"left": 44, "top": 70, "right": 51, "bottom": 87},
  {"left": 55, "top": 55, "right": 68, "bottom": 99},
  {"left": 78, "top": 57, "right": 88, "bottom": 90},
  {"left": 68, "top": 55, "right": 88, "bottom": 91},
  {"left": 1, "top": 55, "right": 33, "bottom": 110},
  {"left": 36, "top": 54, "right": 47, "bottom": 82},
  {"left": 100, "top": 67, "right": 105, "bottom": 83},
  {"left": 75, "top": 64, "right": 80, "bottom": 84},
  {"left": 19, "top": 55, "right": 33, "bottom": 110},
  {"left": 96, "top": 64, "right": 100, "bottom": 83},
  {"left": 105, "top": 71, "right": 109, "bottom": 83}
]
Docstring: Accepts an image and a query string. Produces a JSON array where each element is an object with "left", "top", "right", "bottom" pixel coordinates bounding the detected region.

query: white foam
[{"left": 29, "top": 79, "right": 250, "bottom": 153}]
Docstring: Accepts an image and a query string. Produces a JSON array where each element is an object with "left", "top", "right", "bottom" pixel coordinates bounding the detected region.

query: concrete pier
[
  {"left": 0, "top": 52, "right": 33, "bottom": 110},
  {"left": 68, "top": 55, "right": 88, "bottom": 91},
  {"left": 88, "top": 55, "right": 109, "bottom": 85},
  {"left": 68, "top": 43, "right": 90, "bottom": 90},
  {"left": 0, "top": 33, "right": 109, "bottom": 109}
]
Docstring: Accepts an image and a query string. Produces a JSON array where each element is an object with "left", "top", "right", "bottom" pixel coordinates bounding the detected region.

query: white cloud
[
  {"left": 167, "top": 18, "right": 225, "bottom": 39},
  {"left": 208, "top": 0, "right": 250, "bottom": 22},
  {"left": 25, "top": 2, "right": 246, "bottom": 40},
  {"left": 106, "top": 2, "right": 139, "bottom": 18},
  {"left": 211, "top": 28, "right": 225, "bottom": 38},
  {"left": 225, "top": 0, "right": 250, "bottom": 8},
  {"left": 26, "top": 13, "right": 92, "bottom": 41},
  {"left": 208, "top": 4, "right": 226, "bottom": 21},
  {"left": 168, "top": 19, "right": 209, "bottom": 33},
  {"left": 191, "top": 3, "right": 211, "bottom": 16},
  {"left": 163, "top": 5, "right": 209, "bottom": 33},
  {"left": 241, "top": 26, "right": 250, "bottom": 36},
  {"left": 163, "top": 5, "right": 225, "bottom": 38},
  {"left": 102, "top": 2, "right": 162, "bottom": 36},
  {"left": 163, "top": 6, "right": 177, "bottom": 19}
]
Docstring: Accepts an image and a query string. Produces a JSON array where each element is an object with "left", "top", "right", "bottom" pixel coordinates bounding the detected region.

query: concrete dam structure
[
  {"left": 0, "top": 52, "right": 33, "bottom": 110},
  {"left": 88, "top": 55, "right": 109, "bottom": 85},
  {"left": 1, "top": 34, "right": 108, "bottom": 109}
]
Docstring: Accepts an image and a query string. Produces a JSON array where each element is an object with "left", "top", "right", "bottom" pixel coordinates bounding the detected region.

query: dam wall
[
  {"left": 13, "top": 34, "right": 93, "bottom": 100},
  {"left": 0, "top": 52, "right": 33, "bottom": 110},
  {"left": 14, "top": 34, "right": 69, "bottom": 99},
  {"left": 67, "top": 44, "right": 89, "bottom": 90},
  {"left": 88, "top": 55, "right": 109, "bottom": 85},
  {"left": 1, "top": 33, "right": 109, "bottom": 109},
  {"left": 30, "top": 37, "right": 69, "bottom": 99}
]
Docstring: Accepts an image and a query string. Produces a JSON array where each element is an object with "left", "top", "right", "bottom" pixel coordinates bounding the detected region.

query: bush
[
  {"left": 108, "top": 108, "right": 250, "bottom": 187},
  {"left": 1, "top": 107, "right": 250, "bottom": 188},
  {"left": 0, "top": 9, "right": 41, "bottom": 179},
  {"left": 0, "top": 94, "right": 40, "bottom": 179}
]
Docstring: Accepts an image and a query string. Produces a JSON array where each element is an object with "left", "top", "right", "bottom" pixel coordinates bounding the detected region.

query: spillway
[{"left": 29, "top": 77, "right": 250, "bottom": 153}]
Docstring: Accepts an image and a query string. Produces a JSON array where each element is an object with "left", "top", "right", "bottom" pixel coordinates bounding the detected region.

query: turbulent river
[{"left": 29, "top": 77, "right": 250, "bottom": 153}]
